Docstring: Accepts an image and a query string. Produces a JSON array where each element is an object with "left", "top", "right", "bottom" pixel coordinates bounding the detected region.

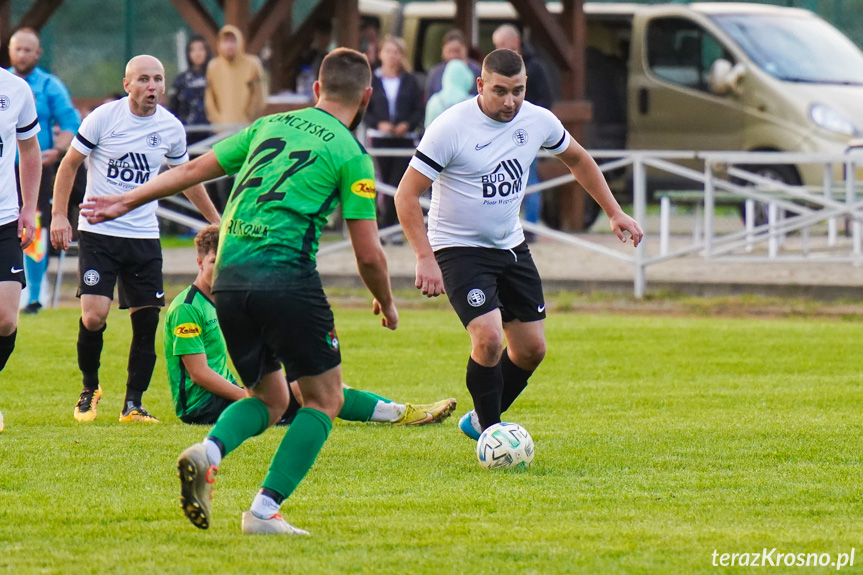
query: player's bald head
[
  {"left": 125, "top": 55, "right": 164, "bottom": 80},
  {"left": 10, "top": 27, "right": 40, "bottom": 49},
  {"left": 492, "top": 24, "right": 521, "bottom": 52}
]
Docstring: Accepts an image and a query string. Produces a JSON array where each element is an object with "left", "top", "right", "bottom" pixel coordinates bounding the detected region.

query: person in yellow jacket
[{"left": 204, "top": 25, "right": 264, "bottom": 125}]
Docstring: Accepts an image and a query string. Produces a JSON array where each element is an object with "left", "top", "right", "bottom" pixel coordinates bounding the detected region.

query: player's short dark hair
[
  {"left": 195, "top": 224, "right": 220, "bottom": 257},
  {"left": 319, "top": 48, "right": 372, "bottom": 104},
  {"left": 482, "top": 49, "right": 525, "bottom": 78}
]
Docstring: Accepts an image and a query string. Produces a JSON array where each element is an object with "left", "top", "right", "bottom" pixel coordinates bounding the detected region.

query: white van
[{"left": 390, "top": 2, "right": 863, "bottom": 224}]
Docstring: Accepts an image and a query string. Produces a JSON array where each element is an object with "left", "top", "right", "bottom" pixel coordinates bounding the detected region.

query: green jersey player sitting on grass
[{"left": 165, "top": 224, "right": 456, "bottom": 427}]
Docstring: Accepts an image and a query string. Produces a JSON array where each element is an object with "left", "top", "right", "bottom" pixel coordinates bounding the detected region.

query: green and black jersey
[
  {"left": 163, "top": 285, "right": 238, "bottom": 418},
  {"left": 212, "top": 107, "right": 377, "bottom": 291}
]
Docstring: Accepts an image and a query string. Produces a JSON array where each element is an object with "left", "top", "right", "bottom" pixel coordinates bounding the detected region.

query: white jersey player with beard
[
  {"left": 396, "top": 49, "right": 643, "bottom": 447},
  {"left": 410, "top": 96, "right": 568, "bottom": 250}
]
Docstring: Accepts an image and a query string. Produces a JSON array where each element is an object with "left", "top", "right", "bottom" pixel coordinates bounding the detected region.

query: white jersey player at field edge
[
  {"left": 0, "top": 49, "right": 43, "bottom": 433},
  {"left": 50, "top": 55, "right": 220, "bottom": 424},
  {"left": 395, "top": 48, "right": 643, "bottom": 443}
]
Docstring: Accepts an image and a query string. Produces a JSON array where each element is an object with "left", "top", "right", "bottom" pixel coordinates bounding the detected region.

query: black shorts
[
  {"left": 180, "top": 395, "right": 234, "bottom": 425},
  {"left": 214, "top": 281, "right": 341, "bottom": 388},
  {"left": 435, "top": 241, "right": 546, "bottom": 327},
  {"left": 76, "top": 231, "right": 164, "bottom": 309},
  {"left": 0, "top": 221, "right": 25, "bottom": 286}
]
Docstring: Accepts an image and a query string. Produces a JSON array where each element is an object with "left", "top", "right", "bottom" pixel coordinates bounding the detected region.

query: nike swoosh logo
[
  {"left": 410, "top": 412, "right": 434, "bottom": 425},
  {"left": 10, "top": 267, "right": 23, "bottom": 273},
  {"left": 155, "top": 292, "right": 165, "bottom": 298},
  {"left": 475, "top": 142, "right": 492, "bottom": 150},
  {"left": 110, "top": 131, "right": 127, "bottom": 137},
  {"left": 537, "top": 305, "right": 545, "bottom": 313}
]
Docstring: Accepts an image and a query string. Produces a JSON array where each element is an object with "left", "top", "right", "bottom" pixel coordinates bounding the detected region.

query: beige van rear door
[{"left": 629, "top": 14, "right": 745, "bottom": 152}]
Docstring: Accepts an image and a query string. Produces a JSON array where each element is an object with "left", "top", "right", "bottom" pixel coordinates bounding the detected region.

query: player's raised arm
[
  {"left": 80, "top": 151, "right": 226, "bottom": 224},
  {"left": 395, "top": 166, "right": 445, "bottom": 297},
  {"left": 555, "top": 138, "right": 644, "bottom": 247},
  {"left": 346, "top": 218, "right": 398, "bottom": 330}
]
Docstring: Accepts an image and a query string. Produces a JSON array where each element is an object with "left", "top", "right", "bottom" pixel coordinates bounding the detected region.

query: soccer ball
[{"left": 476, "top": 422, "right": 534, "bottom": 470}]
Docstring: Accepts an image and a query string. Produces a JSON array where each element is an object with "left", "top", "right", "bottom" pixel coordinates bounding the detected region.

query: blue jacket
[{"left": 8, "top": 65, "right": 81, "bottom": 151}]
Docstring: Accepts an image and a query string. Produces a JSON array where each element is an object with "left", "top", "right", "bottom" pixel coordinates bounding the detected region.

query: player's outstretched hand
[
  {"left": 415, "top": 255, "right": 445, "bottom": 298},
  {"left": 609, "top": 212, "right": 644, "bottom": 248},
  {"left": 79, "top": 195, "right": 129, "bottom": 225},
  {"left": 373, "top": 298, "right": 399, "bottom": 330},
  {"left": 50, "top": 214, "right": 73, "bottom": 251}
]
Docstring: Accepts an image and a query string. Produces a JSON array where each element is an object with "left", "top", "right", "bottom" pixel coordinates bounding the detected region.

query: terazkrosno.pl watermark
[{"left": 712, "top": 548, "right": 855, "bottom": 570}]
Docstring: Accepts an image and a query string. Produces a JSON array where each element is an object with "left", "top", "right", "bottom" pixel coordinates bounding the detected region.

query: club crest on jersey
[
  {"left": 83, "top": 269, "right": 100, "bottom": 286},
  {"left": 512, "top": 129, "right": 528, "bottom": 146},
  {"left": 0, "top": 95, "right": 9, "bottom": 111},
  {"left": 481, "top": 159, "right": 523, "bottom": 202},
  {"left": 107, "top": 152, "right": 150, "bottom": 186},
  {"left": 146, "top": 132, "right": 161, "bottom": 148}
]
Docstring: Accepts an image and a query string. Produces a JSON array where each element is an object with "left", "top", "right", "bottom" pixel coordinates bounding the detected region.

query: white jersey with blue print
[
  {"left": 0, "top": 68, "right": 40, "bottom": 226},
  {"left": 72, "top": 97, "right": 189, "bottom": 239},
  {"left": 409, "top": 96, "right": 570, "bottom": 250}
]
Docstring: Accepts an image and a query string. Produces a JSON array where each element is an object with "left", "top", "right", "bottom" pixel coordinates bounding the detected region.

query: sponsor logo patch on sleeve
[
  {"left": 350, "top": 179, "right": 376, "bottom": 199},
  {"left": 174, "top": 323, "right": 202, "bottom": 338}
]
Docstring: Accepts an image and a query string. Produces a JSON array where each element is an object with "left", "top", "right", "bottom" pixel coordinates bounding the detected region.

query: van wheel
[{"left": 735, "top": 164, "right": 801, "bottom": 226}]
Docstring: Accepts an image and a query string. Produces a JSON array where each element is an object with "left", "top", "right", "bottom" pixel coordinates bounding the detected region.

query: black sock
[
  {"left": 0, "top": 330, "right": 16, "bottom": 372},
  {"left": 124, "top": 307, "right": 159, "bottom": 405},
  {"left": 260, "top": 487, "right": 284, "bottom": 505},
  {"left": 466, "top": 356, "right": 503, "bottom": 431},
  {"left": 500, "top": 349, "right": 533, "bottom": 414},
  {"left": 277, "top": 384, "right": 302, "bottom": 426},
  {"left": 77, "top": 319, "right": 105, "bottom": 390}
]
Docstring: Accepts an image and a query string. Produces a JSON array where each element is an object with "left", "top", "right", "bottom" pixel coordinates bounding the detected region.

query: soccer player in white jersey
[
  {"left": 51, "top": 55, "right": 220, "bottom": 424},
  {"left": 0, "top": 62, "right": 42, "bottom": 432},
  {"left": 395, "top": 49, "right": 643, "bottom": 441}
]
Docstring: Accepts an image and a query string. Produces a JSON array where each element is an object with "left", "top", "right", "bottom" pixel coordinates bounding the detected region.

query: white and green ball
[{"left": 476, "top": 422, "right": 534, "bottom": 470}]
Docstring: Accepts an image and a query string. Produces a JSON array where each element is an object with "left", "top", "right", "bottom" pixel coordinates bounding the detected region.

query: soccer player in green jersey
[
  {"left": 82, "top": 49, "right": 402, "bottom": 535},
  {"left": 166, "top": 224, "right": 456, "bottom": 426}
]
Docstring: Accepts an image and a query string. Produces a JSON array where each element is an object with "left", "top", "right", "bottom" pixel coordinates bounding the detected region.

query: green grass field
[{"left": 2, "top": 305, "right": 863, "bottom": 574}]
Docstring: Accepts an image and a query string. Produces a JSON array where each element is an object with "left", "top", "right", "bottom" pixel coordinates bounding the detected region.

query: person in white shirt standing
[
  {"left": 0, "top": 60, "right": 42, "bottom": 433},
  {"left": 395, "top": 49, "right": 643, "bottom": 443},
  {"left": 51, "top": 55, "right": 220, "bottom": 424}
]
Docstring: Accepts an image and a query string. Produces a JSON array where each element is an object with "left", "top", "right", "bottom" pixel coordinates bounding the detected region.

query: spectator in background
[
  {"left": 425, "top": 59, "right": 475, "bottom": 128},
  {"left": 360, "top": 17, "right": 381, "bottom": 70},
  {"left": 8, "top": 27, "right": 81, "bottom": 315},
  {"left": 363, "top": 36, "right": 424, "bottom": 235},
  {"left": 169, "top": 35, "right": 211, "bottom": 145},
  {"left": 296, "top": 19, "right": 332, "bottom": 87},
  {"left": 492, "top": 24, "right": 555, "bottom": 240},
  {"left": 205, "top": 25, "right": 264, "bottom": 125},
  {"left": 425, "top": 29, "right": 481, "bottom": 101}
]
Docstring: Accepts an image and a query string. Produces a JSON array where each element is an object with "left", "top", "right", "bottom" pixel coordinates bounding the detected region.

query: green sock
[
  {"left": 360, "top": 390, "right": 391, "bottom": 404},
  {"left": 208, "top": 397, "right": 270, "bottom": 457},
  {"left": 338, "top": 388, "right": 382, "bottom": 422},
  {"left": 262, "top": 407, "right": 332, "bottom": 500}
]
